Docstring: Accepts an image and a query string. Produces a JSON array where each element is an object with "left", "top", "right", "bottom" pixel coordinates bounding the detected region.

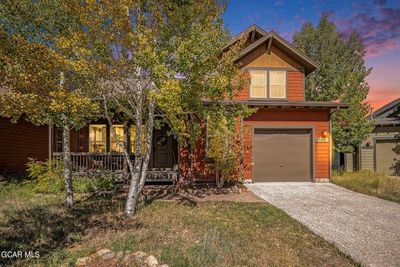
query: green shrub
[
  {"left": 26, "top": 158, "right": 64, "bottom": 193},
  {"left": 74, "top": 174, "right": 117, "bottom": 194},
  {"left": 26, "top": 159, "right": 117, "bottom": 194}
]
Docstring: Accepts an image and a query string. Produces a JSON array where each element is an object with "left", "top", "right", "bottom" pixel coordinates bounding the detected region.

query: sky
[{"left": 223, "top": 0, "right": 400, "bottom": 111}]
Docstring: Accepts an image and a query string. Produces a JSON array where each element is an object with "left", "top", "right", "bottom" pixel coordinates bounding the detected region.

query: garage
[
  {"left": 375, "top": 139, "right": 398, "bottom": 175},
  {"left": 253, "top": 128, "right": 313, "bottom": 182}
]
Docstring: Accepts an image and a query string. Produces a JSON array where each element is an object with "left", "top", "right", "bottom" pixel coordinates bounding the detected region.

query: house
[
  {"left": 0, "top": 25, "right": 348, "bottom": 182},
  {"left": 350, "top": 98, "right": 399, "bottom": 176}
]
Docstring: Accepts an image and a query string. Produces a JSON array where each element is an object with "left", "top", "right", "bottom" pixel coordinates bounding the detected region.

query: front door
[{"left": 151, "top": 128, "right": 173, "bottom": 169}]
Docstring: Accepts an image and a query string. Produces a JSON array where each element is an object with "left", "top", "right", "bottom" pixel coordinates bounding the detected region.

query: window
[
  {"left": 89, "top": 125, "right": 106, "bottom": 153},
  {"left": 110, "top": 125, "right": 125, "bottom": 153},
  {"left": 269, "top": 71, "right": 286, "bottom": 98},
  {"left": 130, "top": 125, "right": 147, "bottom": 154},
  {"left": 250, "top": 70, "right": 267, "bottom": 98}
]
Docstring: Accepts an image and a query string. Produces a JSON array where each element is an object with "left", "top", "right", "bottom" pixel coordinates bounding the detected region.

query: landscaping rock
[
  {"left": 73, "top": 248, "right": 166, "bottom": 267},
  {"left": 133, "top": 251, "right": 148, "bottom": 265},
  {"left": 100, "top": 251, "right": 115, "bottom": 260},
  {"left": 145, "top": 255, "right": 158, "bottom": 266},
  {"left": 96, "top": 248, "right": 112, "bottom": 257},
  {"left": 75, "top": 256, "right": 92, "bottom": 267}
]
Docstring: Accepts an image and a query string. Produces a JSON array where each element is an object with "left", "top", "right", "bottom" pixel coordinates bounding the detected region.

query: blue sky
[{"left": 223, "top": 0, "right": 400, "bottom": 109}]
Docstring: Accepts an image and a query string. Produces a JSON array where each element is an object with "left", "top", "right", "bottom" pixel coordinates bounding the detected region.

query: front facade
[
  {"left": 1, "top": 25, "right": 346, "bottom": 182},
  {"left": 186, "top": 25, "right": 346, "bottom": 183}
]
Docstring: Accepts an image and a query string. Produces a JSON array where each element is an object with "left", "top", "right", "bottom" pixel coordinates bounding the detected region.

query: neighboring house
[
  {"left": 354, "top": 98, "right": 399, "bottom": 176},
  {"left": 0, "top": 25, "right": 347, "bottom": 182}
]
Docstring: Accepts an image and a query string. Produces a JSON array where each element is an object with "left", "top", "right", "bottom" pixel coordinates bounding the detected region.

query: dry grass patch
[
  {"left": 332, "top": 171, "right": 400, "bottom": 203},
  {"left": 0, "top": 182, "right": 356, "bottom": 267}
]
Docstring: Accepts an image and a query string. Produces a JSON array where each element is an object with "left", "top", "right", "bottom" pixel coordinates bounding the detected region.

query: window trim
[
  {"left": 247, "top": 68, "right": 288, "bottom": 100},
  {"left": 249, "top": 69, "right": 268, "bottom": 99},
  {"left": 268, "top": 70, "right": 287, "bottom": 99}
]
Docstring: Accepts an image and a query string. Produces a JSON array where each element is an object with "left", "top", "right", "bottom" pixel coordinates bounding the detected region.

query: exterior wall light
[{"left": 321, "top": 130, "right": 329, "bottom": 138}]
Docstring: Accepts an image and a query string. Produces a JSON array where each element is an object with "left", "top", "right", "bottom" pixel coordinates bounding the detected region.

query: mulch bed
[{"left": 111, "top": 183, "right": 265, "bottom": 204}]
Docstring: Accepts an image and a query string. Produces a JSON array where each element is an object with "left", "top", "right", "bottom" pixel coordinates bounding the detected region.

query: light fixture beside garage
[{"left": 316, "top": 130, "right": 329, "bottom": 143}]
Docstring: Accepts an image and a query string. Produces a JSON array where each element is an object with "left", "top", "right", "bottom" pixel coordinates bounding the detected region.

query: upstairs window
[
  {"left": 269, "top": 71, "right": 286, "bottom": 98},
  {"left": 249, "top": 69, "right": 287, "bottom": 99},
  {"left": 249, "top": 70, "right": 267, "bottom": 98}
]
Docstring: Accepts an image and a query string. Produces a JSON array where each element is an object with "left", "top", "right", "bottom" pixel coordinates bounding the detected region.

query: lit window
[
  {"left": 110, "top": 125, "right": 125, "bottom": 153},
  {"left": 250, "top": 70, "right": 267, "bottom": 98},
  {"left": 130, "top": 125, "right": 147, "bottom": 154},
  {"left": 89, "top": 125, "right": 106, "bottom": 153},
  {"left": 269, "top": 71, "right": 286, "bottom": 98}
]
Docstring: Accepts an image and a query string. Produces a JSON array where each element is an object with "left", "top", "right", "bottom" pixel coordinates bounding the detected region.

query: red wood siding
[
  {"left": 178, "top": 108, "right": 331, "bottom": 182},
  {"left": 287, "top": 71, "right": 304, "bottom": 101},
  {"left": 0, "top": 118, "right": 49, "bottom": 175},
  {"left": 179, "top": 122, "right": 215, "bottom": 182},
  {"left": 243, "top": 109, "right": 331, "bottom": 180},
  {"left": 232, "top": 43, "right": 306, "bottom": 102}
]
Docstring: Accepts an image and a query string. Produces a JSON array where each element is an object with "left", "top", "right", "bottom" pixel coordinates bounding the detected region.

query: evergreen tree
[{"left": 293, "top": 16, "right": 374, "bottom": 152}]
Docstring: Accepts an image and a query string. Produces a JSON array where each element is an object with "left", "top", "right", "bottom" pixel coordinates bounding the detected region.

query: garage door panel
[{"left": 253, "top": 129, "right": 312, "bottom": 182}]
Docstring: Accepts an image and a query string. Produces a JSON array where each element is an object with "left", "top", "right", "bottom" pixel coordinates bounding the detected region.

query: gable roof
[
  {"left": 372, "top": 97, "right": 400, "bottom": 126},
  {"left": 373, "top": 98, "right": 400, "bottom": 118},
  {"left": 226, "top": 25, "right": 318, "bottom": 75},
  {"left": 223, "top": 24, "right": 267, "bottom": 50}
]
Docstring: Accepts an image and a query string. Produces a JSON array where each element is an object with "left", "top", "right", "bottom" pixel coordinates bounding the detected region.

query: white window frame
[
  {"left": 249, "top": 70, "right": 267, "bottom": 99},
  {"left": 268, "top": 70, "right": 287, "bottom": 99}
]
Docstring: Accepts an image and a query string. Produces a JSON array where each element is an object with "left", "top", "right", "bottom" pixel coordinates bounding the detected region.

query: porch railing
[
  {"left": 52, "top": 152, "right": 126, "bottom": 174},
  {"left": 52, "top": 152, "right": 178, "bottom": 182}
]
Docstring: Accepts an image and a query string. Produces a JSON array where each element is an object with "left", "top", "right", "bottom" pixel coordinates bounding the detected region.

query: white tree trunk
[
  {"left": 124, "top": 97, "right": 144, "bottom": 217},
  {"left": 137, "top": 101, "right": 155, "bottom": 194},
  {"left": 124, "top": 101, "right": 155, "bottom": 217},
  {"left": 62, "top": 122, "right": 73, "bottom": 208}
]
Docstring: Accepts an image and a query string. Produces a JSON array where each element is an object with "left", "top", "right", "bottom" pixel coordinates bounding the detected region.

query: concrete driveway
[{"left": 247, "top": 182, "right": 400, "bottom": 267}]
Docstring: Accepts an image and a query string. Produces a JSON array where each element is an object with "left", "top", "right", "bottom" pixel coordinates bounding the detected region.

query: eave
[{"left": 204, "top": 100, "right": 348, "bottom": 110}]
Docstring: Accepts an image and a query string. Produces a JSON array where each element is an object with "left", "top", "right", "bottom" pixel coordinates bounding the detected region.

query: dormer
[{"left": 231, "top": 26, "right": 318, "bottom": 102}]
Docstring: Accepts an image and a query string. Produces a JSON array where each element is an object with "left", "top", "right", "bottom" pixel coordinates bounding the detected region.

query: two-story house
[
  {"left": 0, "top": 25, "right": 347, "bottom": 182},
  {"left": 185, "top": 25, "right": 347, "bottom": 183}
]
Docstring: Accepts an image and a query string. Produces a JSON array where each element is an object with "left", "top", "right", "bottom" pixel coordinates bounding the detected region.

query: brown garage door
[
  {"left": 376, "top": 139, "right": 398, "bottom": 175},
  {"left": 253, "top": 129, "right": 312, "bottom": 182}
]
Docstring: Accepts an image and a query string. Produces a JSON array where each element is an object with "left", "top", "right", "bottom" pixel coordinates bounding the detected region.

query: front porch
[
  {"left": 52, "top": 152, "right": 179, "bottom": 182},
  {"left": 51, "top": 123, "right": 180, "bottom": 182}
]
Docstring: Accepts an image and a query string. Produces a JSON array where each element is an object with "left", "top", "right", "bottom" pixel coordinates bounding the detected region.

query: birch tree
[{"left": 74, "top": 0, "right": 248, "bottom": 217}]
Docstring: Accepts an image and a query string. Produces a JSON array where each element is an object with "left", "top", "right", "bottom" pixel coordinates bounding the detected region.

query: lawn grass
[
  {"left": 332, "top": 171, "right": 400, "bottom": 204},
  {"left": 0, "top": 182, "right": 356, "bottom": 267}
]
